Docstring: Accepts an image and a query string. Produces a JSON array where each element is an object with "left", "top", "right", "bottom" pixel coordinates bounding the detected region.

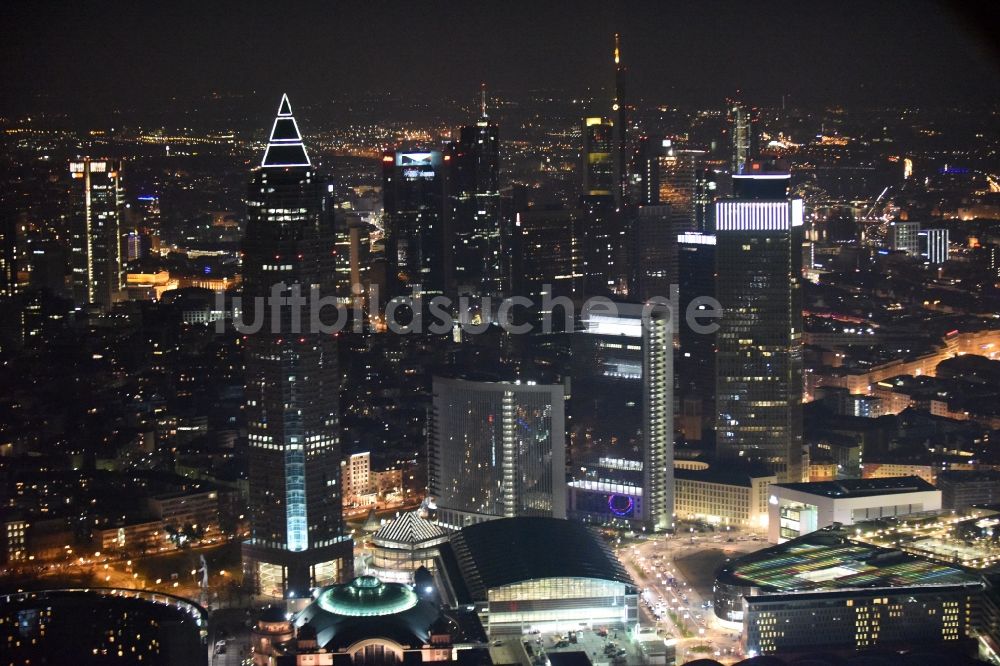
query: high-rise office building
[
  {"left": 728, "top": 100, "right": 757, "bottom": 175},
  {"left": 715, "top": 169, "right": 804, "bottom": 482},
  {"left": 889, "top": 220, "right": 921, "bottom": 256},
  {"left": 677, "top": 232, "right": 717, "bottom": 441},
  {"left": 612, "top": 33, "right": 630, "bottom": 207},
  {"left": 509, "top": 207, "right": 584, "bottom": 318},
  {"left": 656, "top": 143, "right": 701, "bottom": 226},
  {"left": 428, "top": 375, "right": 567, "bottom": 529},
  {"left": 583, "top": 117, "right": 616, "bottom": 198},
  {"left": 630, "top": 140, "right": 705, "bottom": 295},
  {"left": 68, "top": 158, "right": 124, "bottom": 308},
  {"left": 446, "top": 89, "right": 503, "bottom": 298},
  {"left": 920, "top": 227, "right": 949, "bottom": 264},
  {"left": 241, "top": 95, "right": 352, "bottom": 598},
  {"left": 0, "top": 208, "right": 15, "bottom": 298},
  {"left": 333, "top": 212, "right": 373, "bottom": 311},
  {"left": 383, "top": 149, "right": 446, "bottom": 297},
  {"left": 580, "top": 196, "right": 626, "bottom": 297},
  {"left": 642, "top": 306, "right": 674, "bottom": 532},
  {"left": 694, "top": 167, "right": 721, "bottom": 232},
  {"left": 565, "top": 304, "right": 674, "bottom": 532},
  {"left": 630, "top": 205, "right": 672, "bottom": 302}
]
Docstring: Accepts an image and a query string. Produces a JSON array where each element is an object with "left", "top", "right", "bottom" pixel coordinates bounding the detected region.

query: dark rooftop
[
  {"left": 674, "top": 463, "right": 776, "bottom": 487},
  {"left": 447, "top": 517, "right": 634, "bottom": 601},
  {"left": 772, "top": 475, "right": 936, "bottom": 499}
]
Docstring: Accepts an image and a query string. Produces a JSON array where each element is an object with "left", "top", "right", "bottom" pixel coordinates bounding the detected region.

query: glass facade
[
  {"left": 428, "top": 377, "right": 566, "bottom": 527},
  {"left": 715, "top": 183, "right": 804, "bottom": 483},
  {"left": 487, "top": 577, "right": 637, "bottom": 633},
  {"left": 510, "top": 209, "right": 584, "bottom": 313}
]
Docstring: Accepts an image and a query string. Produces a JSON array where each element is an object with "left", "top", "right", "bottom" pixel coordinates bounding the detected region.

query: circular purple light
[{"left": 608, "top": 494, "right": 634, "bottom": 516}]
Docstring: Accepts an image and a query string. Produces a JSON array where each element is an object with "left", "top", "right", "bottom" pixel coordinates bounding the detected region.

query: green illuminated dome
[{"left": 316, "top": 576, "right": 418, "bottom": 617}]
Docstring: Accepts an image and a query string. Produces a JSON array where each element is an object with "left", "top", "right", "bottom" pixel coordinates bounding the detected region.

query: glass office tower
[
  {"left": 714, "top": 170, "right": 804, "bottom": 483},
  {"left": 565, "top": 304, "right": 674, "bottom": 533},
  {"left": 241, "top": 95, "right": 352, "bottom": 597},
  {"left": 68, "top": 158, "right": 124, "bottom": 308},
  {"left": 383, "top": 149, "right": 446, "bottom": 297},
  {"left": 428, "top": 376, "right": 567, "bottom": 529},
  {"left": 583, "top": 117, "right": 616, "bottom": 198},
  {"left": 447, "top": 91, "right": 503, "bottom": 299}
]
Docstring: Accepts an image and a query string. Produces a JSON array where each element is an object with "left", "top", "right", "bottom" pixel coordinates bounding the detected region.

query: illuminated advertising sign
[{"left": 395, "top": 152, "right": 441, "bottom": 167}]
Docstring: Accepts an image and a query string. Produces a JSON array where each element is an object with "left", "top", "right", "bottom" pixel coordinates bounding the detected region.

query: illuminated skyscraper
[
  {"left": 728, "top": 100, "right": 757, "bottom": 175},
  {"left": 642, "top": 306, "right": 674, "bottom": 532},
  {"left": 612, "top": 33, "right": 630, "bottom": 207},
  {"left": 581, "top": 196, "right": 626, "bottom": 297},
  {"left": 68, "top": 158, "right": 123, "bottom": 308},
  {"left": 241, "top": 95, "right": 352, "bottom": 597},
  {"left": 714, "top": 170, "right": 804, "bottom": 482},
  {"left": 428, "top": 375, "right": 567, "bottom": 529},
  {"left": 583, "top": 117, "right": 616, "bottom": 198},
  {"left": 565, "top": 303, "right": 674, "bottom": 532},
  {"left": 383, "top": 149, "right": 446, "bottom": 297},
  {"left": 631, "top": 139, "right": 705, "bottom": 295},
  {"left": 630, "top": 205, "right": 672, "bottom": 302},
  {"left": 694, "top": 167, "right": 721, "bottom": 232},
  {"left": 446, "top": 87, "right": 503, "bottom": 298}
]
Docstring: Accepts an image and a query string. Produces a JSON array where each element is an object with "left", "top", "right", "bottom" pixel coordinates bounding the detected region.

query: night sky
[{"left": 1, "top": 0, "right": 997, "bottom": 115}]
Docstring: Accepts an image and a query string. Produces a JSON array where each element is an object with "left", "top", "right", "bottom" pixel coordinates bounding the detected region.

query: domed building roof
[
  {"left": 316, "top": 576, "right": 419, "bottom": 617},
  {"left": 294, "top": 576, "right": 440, "bottom": 650}
]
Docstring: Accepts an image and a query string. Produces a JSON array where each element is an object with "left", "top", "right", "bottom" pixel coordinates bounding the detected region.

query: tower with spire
[
  {"left": 612, "top": 33, "right": 630, "bottom": 208},
  {"left": 241, "top": 94, "right": 353, "bottom": 598},
  {"left": 445, "top": 85, "right": 503, "bottom": 299}
]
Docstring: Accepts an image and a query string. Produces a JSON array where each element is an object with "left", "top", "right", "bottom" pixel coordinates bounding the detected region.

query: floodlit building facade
[
  {"left": 673, "top": 462, "right": 775, "bottom": 531},
  {"left": 767, "top": 476, "right": 941, "bottom": 544}
]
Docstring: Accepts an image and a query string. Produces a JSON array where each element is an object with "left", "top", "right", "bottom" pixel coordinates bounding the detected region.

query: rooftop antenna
[{"left": 480, "top": 82, "right": 488, "bottom": 119}]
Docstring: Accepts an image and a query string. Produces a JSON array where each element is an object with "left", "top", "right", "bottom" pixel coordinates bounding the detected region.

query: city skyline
[
  {"left": 1, "top": 1, "right": 998, "bottom": 119},
  {"left": 1, "top": 3, "right": 1000, "bottom": 664}
]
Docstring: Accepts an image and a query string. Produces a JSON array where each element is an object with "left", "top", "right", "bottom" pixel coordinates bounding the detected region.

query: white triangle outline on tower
[{"left": 261, "top": 93, "right": 311, "bottom": 168}]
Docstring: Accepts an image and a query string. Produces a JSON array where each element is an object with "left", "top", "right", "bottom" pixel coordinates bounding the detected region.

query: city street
[
  {"left": 617, "top": 528, "right": 769, "bottom": 664},
  {"left": 208, "top": 607, "right": 254, "bottom": 666}
]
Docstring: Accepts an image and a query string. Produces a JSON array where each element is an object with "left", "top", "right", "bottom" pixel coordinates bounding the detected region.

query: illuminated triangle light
[{"left": 261, "top": 93, "right": 311, "bottom": 168}]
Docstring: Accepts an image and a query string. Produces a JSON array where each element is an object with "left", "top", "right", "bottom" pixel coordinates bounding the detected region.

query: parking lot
[{"left": 490, "top": 626, "right": 646, "bottom": 666}]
